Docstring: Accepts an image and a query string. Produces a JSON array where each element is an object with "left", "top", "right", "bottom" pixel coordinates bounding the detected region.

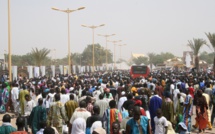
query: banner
[
  {"left": 59, "top": 65, "right": 63, "bottom": 74},
  {"left": 27, "top": 66, "right": 33, "bottom": 78},
  {"left": 34, "top": 66, "right": 40, "bottom": 77},
  {"left": 40, "top": 66, "right": 46, "bottom": 76},
  {"left": 51, "top": 65, "right": 55, "bottom": 77},
  {"left": 12, "top": 66, "right": 17, "bottom": 81},
  {"left": 64, "top": 66, "right": 67, "bottom": 75}
]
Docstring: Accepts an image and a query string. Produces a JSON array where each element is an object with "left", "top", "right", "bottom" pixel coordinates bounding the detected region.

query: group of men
[{"left": 0, "top": 69, "right": 214, "bottom": 134}]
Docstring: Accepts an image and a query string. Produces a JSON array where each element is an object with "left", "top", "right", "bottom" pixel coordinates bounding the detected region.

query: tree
[
  {"left": 205, "top": 32, "right": 215, "bottom": 75},
  {"left": 81, "top": 44, "right": 113, "bottom": 66},
  {"left": 31, "top": 48, "right": 51, "bottom": 66},
  {"left": 199, "top": 51, "right": 213, "bottom": 64},
  {"left": 187, "top": 38, "right": 208, "bottom": 72},
  {"left": 147, "top": 53, "right": 156, "bottom": 70},
  {"left": 132, "top": 56, "right": 148, "bottom": 65}
]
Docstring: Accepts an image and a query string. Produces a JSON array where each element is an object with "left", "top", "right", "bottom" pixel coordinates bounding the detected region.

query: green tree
[
  {"left": 187, "top": 38, "right": 208, "bottom": 72},
  {"left": 205, "top": 32, "right": 215, "bottom": 75},
  {"left": 31, "top": 48, "right": 51, "bottom": 66},
  {"left": 199, "top": 51, "right": 213, "bottom": 64},
  {"left": 147, "top": 53, "right": 156, "bottom": 70},
  {"left": 132, "top": 56, "right": 148, "bottom": 65},
  {"left": 81, "top": 44, "right": 113, "bottom": 66}
]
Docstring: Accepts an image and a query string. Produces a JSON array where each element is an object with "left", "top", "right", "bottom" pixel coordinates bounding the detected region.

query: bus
[{"left": 130, "top": 65, "right": 150, "bottom": 79}]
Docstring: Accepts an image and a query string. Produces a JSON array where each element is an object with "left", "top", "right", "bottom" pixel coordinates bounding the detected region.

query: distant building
[{"left": 164, "top": 57, "right": 184, "bottom": 68}]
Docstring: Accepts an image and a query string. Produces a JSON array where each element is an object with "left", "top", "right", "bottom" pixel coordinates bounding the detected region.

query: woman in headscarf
[
  {"left": 0, "top": 83, "right": 9, "bottom": 113},
  {"left": 194, "top": 90, "right": 208, "bottom": 133},
  {"left": 71, "top": 118, "right": 86, "bottom": 134},
  {"left": 90, "top": 121, "right": 102, "bottom": 134}
]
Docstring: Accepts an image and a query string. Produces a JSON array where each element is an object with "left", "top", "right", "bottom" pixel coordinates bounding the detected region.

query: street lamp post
[
  {"left": 8, "top": 0, "right": 12, "bottom": 81},
  {"left": 81, "top": 24, "right": 105, "bottom": 72},
  {"left": 118, "top": 44, "right": 126, "bottom": 69},
  {"left": 97, "top": 34, "right": 115, "bottom": 69},
  {"left": 52, "top": 6, "right": 85, "bottom": 75},
  {"left": 108, "top": 40, "right": 122, "bottom": 70}
]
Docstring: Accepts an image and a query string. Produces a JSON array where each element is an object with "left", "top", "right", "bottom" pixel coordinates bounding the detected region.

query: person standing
[
  {"left": 86, "top": 106, "right": 103, "bottom": 134},
  {"left": 95, "top": 94, "right": 109, "bottom": 117},
  {"left": 29, "top": 98, "right": 47, "bottom": 134},
  {"left": 10, "top": 117, "right": 28, "bottom": 134},
  {"left": 11, "top": 83, "right": 19, "bottom": 115},
  {"left": 182, "top": 89, "right": 193, "bottom": 132},
  {"left": 117, "top": 91, "right": 127, "bottom": 112},
  {"left": 19, "top": 86, "right": 29, "bottom": 115},
  {"left": 64, "top": 94, "right": 78, "bottom": 122},
  {"left": 23, "top": 94, "right": 36, "bottom": 132},
  {"left": 120, "top": 105, "right": 134, "bottom": 133},
  {"left": 0, "top": 114, "right": 16, "bottom": 134},
  {"left": 103, "top": 100, "right": 122, "bottom": 134},
  {"left": 154, "top": 109, "right": 168, "bottom": 134},
  {"left": 112, "top": 122, "right": 120, "bottom": 134},
  {"left": 69, "top": 100, "right": 91, "bottom": 134},
  {"left": 161, "top": 92, "right": 174, "bottom": 125},
  {"left": 194, "top": 90, "right": 208, "bottom": 133},
  {"left": 126, "top": 106, "right": 152, "bottom": 134},
  {"left": 149, "top": 90, "right": 162, "bottom": 132},
  {"left": 47, "top": 94, "right": 68, "bottom": 134},
  {"left": 0, "top": 83, "right": 9, "bottom": 113}
]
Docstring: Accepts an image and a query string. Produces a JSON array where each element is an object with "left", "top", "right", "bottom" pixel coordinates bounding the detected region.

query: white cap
[{"left": 121, "top": 91, "right": 125, "bottom": 95}]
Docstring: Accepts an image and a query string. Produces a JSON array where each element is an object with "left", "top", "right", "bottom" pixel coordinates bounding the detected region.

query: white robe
[{"left": 117, "top": 96, "right": 127, "bottom": 112}]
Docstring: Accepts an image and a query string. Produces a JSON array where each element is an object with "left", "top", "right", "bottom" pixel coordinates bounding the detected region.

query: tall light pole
[
  {"left": 97, "top": 34, "right": 115, "bottom": 69},
  {"left": 81, "top": 24, "right": 105, "bottom": 72},
  {"left": 108, "top": 40, "right": 122, "bottom": 69},
  {"left": 52, "top": 6, "right": 85, "bottom": 75},
  {"left": 118, "top": 44, "right": 126, "bottom": 69},
  {"left": 8, "top": 0, "right": 12, "bottom": 81}
]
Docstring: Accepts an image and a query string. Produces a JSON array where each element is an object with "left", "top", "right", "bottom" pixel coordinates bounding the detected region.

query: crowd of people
[{"left": 0, "top": 69, "right": 214, "bottom": 134}]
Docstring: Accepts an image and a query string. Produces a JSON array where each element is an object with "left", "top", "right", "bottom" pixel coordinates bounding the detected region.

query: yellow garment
[
  {"left": 161, "top": 80, "right": 166, "bottom": 87},
  {"left": 19, "top": 90, "right": 29, "bottom": 115},
  {"left": 131, "top": 87, "right": 137, "bottom": 93}
]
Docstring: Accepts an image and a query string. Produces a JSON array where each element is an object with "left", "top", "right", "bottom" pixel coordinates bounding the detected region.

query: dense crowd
[{"left": 0, "top": 69, "right": 214, "bottom": 134}]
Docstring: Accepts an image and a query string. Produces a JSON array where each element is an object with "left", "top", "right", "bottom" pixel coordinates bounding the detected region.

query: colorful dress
[
  {"left": 0, "top": 88, "right": 9, "bottom": 113},
  {"left": 47, "top": 101, "right": 68, "bottom": 134},
  {"left": 103, "top": 108, "right": 122, "bottom": 134},
  {"left": 195, "top": 95, "right": 208, "bottom": 130},
  {"left": 183, "top": 94, "right": 193, "bottom": 132}
]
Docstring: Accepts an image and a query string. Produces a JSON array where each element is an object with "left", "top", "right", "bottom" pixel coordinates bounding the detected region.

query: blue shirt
[{"left": 127, "top": 116, "right": 149, "bottom": 134}]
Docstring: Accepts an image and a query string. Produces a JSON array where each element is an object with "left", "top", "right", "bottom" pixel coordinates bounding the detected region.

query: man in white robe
[{"left": 11, "top": 83, "right": 19, "bottom": 114}]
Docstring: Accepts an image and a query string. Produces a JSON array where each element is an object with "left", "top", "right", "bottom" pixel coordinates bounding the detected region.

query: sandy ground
[{"left": 0, "top": 106, "right": 214, "bottom": 134}]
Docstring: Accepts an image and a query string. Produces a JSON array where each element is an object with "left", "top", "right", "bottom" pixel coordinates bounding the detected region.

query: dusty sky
[{"left": 0, "top": 0, "right": 214, "bottom": 61}]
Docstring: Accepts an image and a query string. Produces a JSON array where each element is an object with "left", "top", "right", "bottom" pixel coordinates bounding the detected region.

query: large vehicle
[{"left": 130, "top": 65, "right": 150, "bottom": 79}]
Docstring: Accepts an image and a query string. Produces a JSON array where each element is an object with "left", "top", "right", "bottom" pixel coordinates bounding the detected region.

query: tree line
[
  {"left": 131, "top": 32, "right": 215, "bottom": 73},
  {"left": 5, "top": 44, "right": 113, "bottom": 67}
]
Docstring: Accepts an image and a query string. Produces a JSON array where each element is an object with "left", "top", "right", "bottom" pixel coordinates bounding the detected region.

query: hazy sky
[{"left": 0, "top": 0, "right": 214, "bottom": 61}]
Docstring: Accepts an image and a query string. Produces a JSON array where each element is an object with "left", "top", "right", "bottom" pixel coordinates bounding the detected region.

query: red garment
[
  {"left": 140, "top": 108, "right": 146, "bottom": 116},
  {"left": 188, "top": 87, "right": 194, "bottom": 98}
]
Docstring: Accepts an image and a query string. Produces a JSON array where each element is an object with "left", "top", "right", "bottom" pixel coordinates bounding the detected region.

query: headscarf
[
  {"left": 71, "top": 118, "right": 86, "bottom": 134},
  {"left": 90, "top": 121, "right": 102, "bottom": 134},
  {"left": 93, "top": 127, "right": 106, "bottom": 134}
]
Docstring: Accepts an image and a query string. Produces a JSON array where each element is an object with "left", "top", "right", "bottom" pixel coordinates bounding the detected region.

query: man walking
[
  {"left": 29, "top": 98, "right": 47, "bottom": 134},
  {"left": 47, "top": 94, "right": 68, "bottom": 134}
]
